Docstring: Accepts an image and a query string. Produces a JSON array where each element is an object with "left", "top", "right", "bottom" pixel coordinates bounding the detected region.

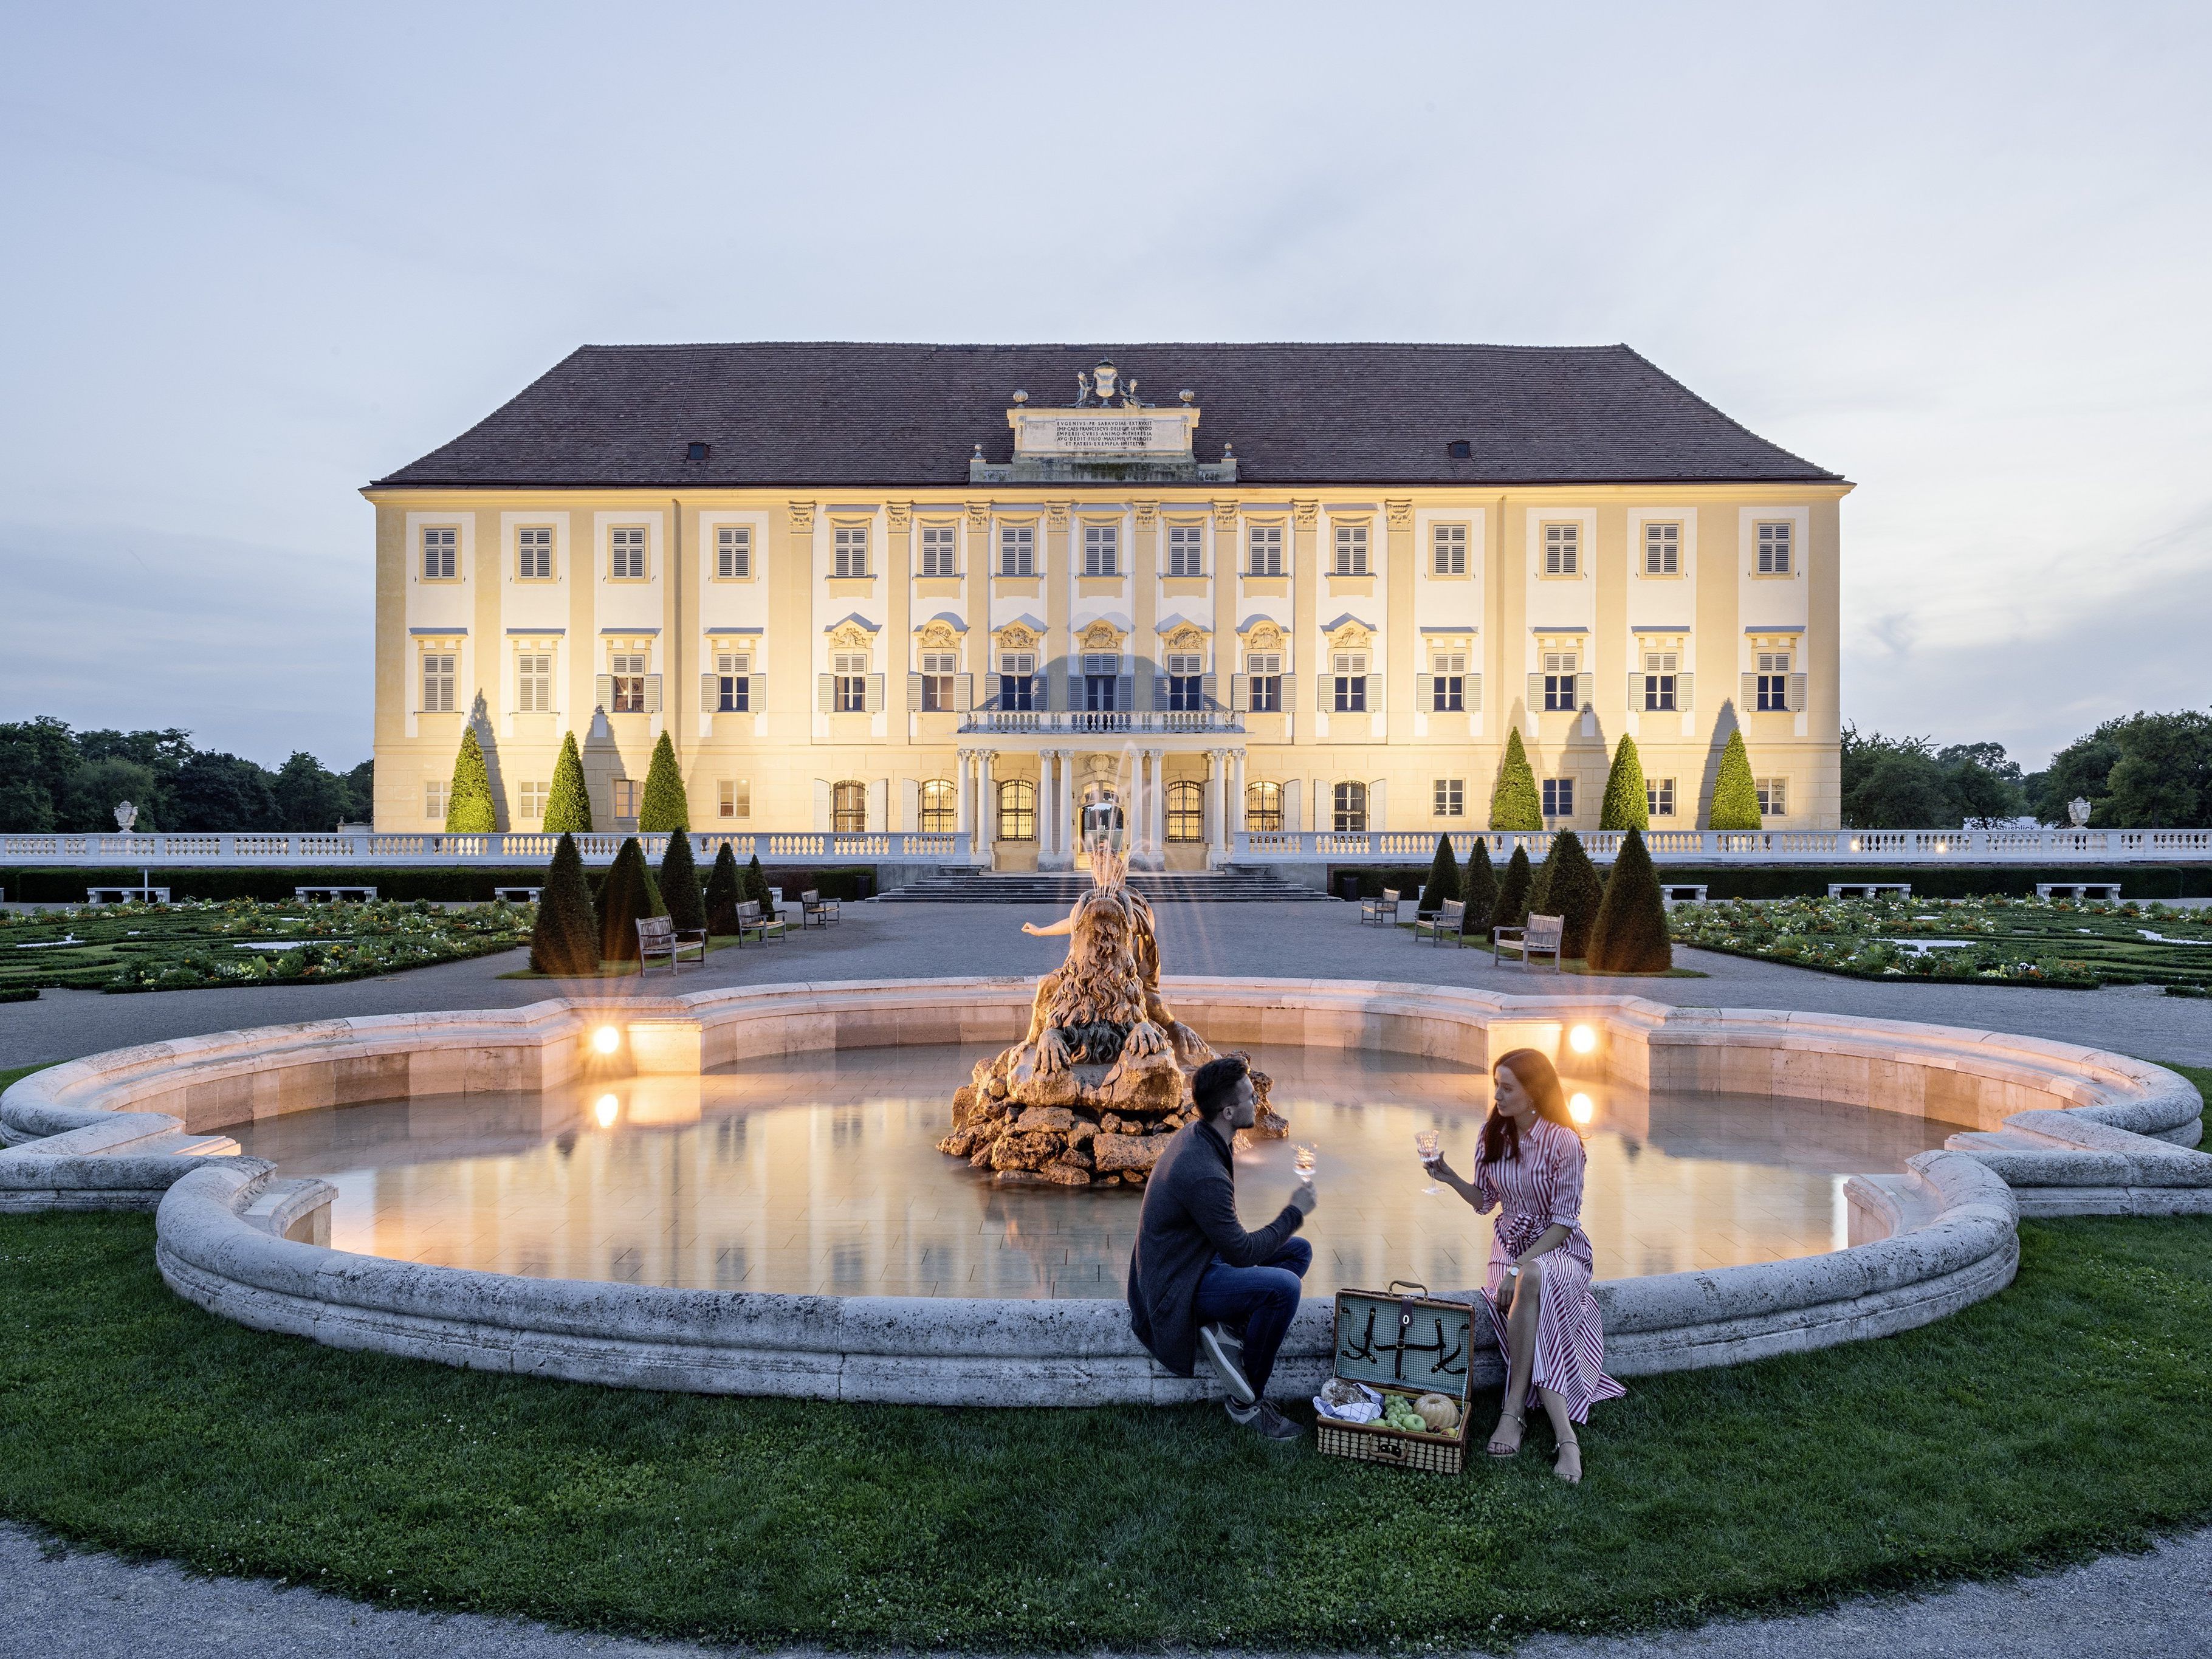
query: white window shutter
[
  {"left": 700, "top": 673, "right": 718, "bottom": 713},
  {"left": 1468, "top": 673, "right": 1482, "bottom": 712},
  {"left": 867, "top": 778, "right": 888, "bottom": 828},
  {"left": 901, "top": 777, "right": 919, "bottom": 828},
  {"left": 954, "top": 673, "right": 972, "bottom": 712},
  {"left": 1067, "top": 666, "right": 1084, "bottom": 710},
  {"left": 812, "top": 779, "right": 831, "bottom": 831},
  {"left": 596, "top": 673, "right": 614, "bottom": 712},
  {"left": 645, "top": 674, "right": 662, "bottom": 713},
  {"left": 1366, "top": 674, "right": 1382, "bottom": 712},
  {"left": 1575, "top": 672, "right": 1593, "bottom": 710},
  {"left": 1201, "top": 672, "right": 1218, "bottom": 709},
  {"left": 865, "top": 673, "right": 884, "bottom": 713},
  {"left": 1230, "top": 673, "right": 1249, "bottom": 712},
  {"left": 818, "top": 673, "right": 834, "bottom": 713},
  {"left": 1627, "top": 673, "right": 1644, "bottom": 709},
  {"left": 1415, "top": 672, "right": 1432, "bottom": 710},
  {"left": 1675, "top": 672, "right": 1692, "bottom": 711},
  {"left": 1279, "top": 673, "right": 1296, "bottom": 713},
  {"left": 906, "top": 672, "right": 924, "bottom": 710},
  {"left": 748, "top": 673, "right": 767, "bottom": 712},
  {"left": 1283, "top": 778, "right": 1302, "bottom": 831},
  {"left": 1527, "top": 673, "right": 1544, "bottom": 710},
  {"left": 1117, "top": 673, "right": 1133, "bottom": 712},
  {"left": 1789, "top": 672, "right": 1807, "bottom": 712},
  {"left": 1740, "top": 672, "right": 1757, "bottom": 709},
  {"left": 1317, "top": 673, "right": 1331, "bottom": 712},
  {"left": 1369, "top": 778, "right": 1387, "bottom": 830}
]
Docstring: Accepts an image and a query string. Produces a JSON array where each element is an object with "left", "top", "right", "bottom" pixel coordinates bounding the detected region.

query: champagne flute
[
  {"left": 1416, "top": 1129, "right": 1442, "bottom": 1194},
  {"left": 1293, "top": 1143, "right": 1317, "bottom": 1186}
]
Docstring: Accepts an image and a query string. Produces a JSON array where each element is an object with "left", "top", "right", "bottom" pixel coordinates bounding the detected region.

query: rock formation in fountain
[{"left": 936, "top": 845, "right": 1288, "bottom": 1189}]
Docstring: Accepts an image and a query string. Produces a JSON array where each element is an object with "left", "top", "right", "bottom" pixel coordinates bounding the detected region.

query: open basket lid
[{"left": 1331, "top": 1283, "right": 1475, "bottom": 1403}]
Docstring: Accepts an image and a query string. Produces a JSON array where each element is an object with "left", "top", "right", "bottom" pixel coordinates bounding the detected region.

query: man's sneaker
[
  {"left": 1225, "top": 1400, "right": 1304, "bottom": 1441},
  {"left": 1198, "top": 1323, "right": 1255, "bottom": 1406}
]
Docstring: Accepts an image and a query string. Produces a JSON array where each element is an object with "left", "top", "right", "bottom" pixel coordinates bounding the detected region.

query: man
[{"left": 1127, "top": 1053, "right": 1316, "bottom": 1441}]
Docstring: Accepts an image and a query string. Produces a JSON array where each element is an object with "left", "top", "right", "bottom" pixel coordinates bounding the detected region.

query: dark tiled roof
[{"left": 372, "top": 342, "right": 1841, "bottom": 489}]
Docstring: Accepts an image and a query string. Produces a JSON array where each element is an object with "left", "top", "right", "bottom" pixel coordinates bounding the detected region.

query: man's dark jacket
[{"left": 1126, "top": 1118, "right": 1305, "bottom": 1376}]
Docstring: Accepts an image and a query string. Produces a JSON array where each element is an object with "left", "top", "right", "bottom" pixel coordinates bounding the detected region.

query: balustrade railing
[
  {"left": 1226, "top": 828, "right": 2212, "bottom": 864},
  {"left": 0, "top": 831, "right": 972, "bottom": 867},
  {"left": 958, "top": 709, "right": 1242, "bottom": 735}
]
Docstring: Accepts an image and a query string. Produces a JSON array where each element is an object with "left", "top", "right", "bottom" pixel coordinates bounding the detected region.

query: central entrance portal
[{"left": 1077, "top": 783, "right": 1124, "bottom": 874}]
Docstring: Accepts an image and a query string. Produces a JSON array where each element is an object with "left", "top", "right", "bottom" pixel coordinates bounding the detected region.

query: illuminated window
[
  {"left": 1166, "top": 780, "right": 1204, "bottom": 842},
  {"left": 997, "top": 778, "right": 1036, "bottom": 841},
  {"left": 718, "top": 779, "right": 750, "bottom": 820},
  {"left": 612, "top": 778, "right": 642, "bottom": 821},
  {"left": 1245, "top": 780, "right": 1282, "bottom": 832},
  {"left": 1756, "top": 777, "right": 1788, "bottom": 817},
  {"left": 919, "top": 652, "right": 957, "bottom": 713},
  {"left": 610, "top": 652, "right": 647, "bottom": 714},
  {"left": 833, "top": 780, "right": 867, "bottom": 832},
  {"left": 1332, "top": 781, "right": 1368, "bottom": 833},
  {"left": 919, "top": 778, "right": 956, "bottom": 833}
]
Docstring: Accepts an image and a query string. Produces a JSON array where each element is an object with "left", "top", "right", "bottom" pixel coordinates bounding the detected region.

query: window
[
  {"left": 610, "top": 651, "right": 647, "bottom": 714},
  {"left": 1757, "top": 650, "right": 1791, "bottom": 712},
  {"left": 1543, "top": 651, "right": 1579, "bottom": 712},
  {"left": 1542, "top": 778, "right": 1575, "bottom": 819},
  {"left": 424, "top": 780, "right": 448, "bottom": 821},
  {"left": 1166, "top": 652, "right": 1204, "bottom": 712},
  {"left": 421, "top": 527, "right": 457, "bottom": 580},
  {"left": 919, "top": 524, "right": 958, "bottom": 577},
  {"left": 919, "top": 651, "right": 957, "bottom": 712},
  {"left": 1434, "top": 778, "right": 1465, "bottom": 818},
  {"left": 421, "top": 652, "right": 456, "bottom": 713},
  {"left": 919, "top": 778, "right": 956, "bottom": 834},
  {"left": 832, "top": 780, "right": 867, "bottom": 833},
  {"left": 833, "top": 524, "right": 868, "bottom": 578},
  {"left": 716, "top": 526, "right": 750, "bottom": 579},
  {"left": 998, "top": 651, "right": 1035, "bottom": 711},
  {"left": 1757, "top": 522, "right": 1793, "bottom": 575},
  {"left": 516, "top": 652, "right": 552, "bottom": 714},
  {"left": 1245, "top": 780, "right": 1283, "bottom": 832},
  {"left": 610, "top": 526, "right": 646, "bottom": 579},
  {"left": 1332, "top": 651, "right": 1368, "bottom": 713},
  {"left": 718, "top": 779, "right": 750, "bottom": 820},
  {"left": 1431, "top": 653, "right": 1466, "bottom": 712},
  {"left": 1544, "top": 523, "right": 1579, "bottom": 576},
  {"left": 1000, "top": 524, "right": 1034, "bottom": 575},
  {"left": 1166, "top": 780, "right": 1204, "bottom": 842},
  {"left": 612, "top": 778, "right": 642, "bottom": 821},
  {"left": 1248, "top": 524, "right": 1283, "bottom": 576},
  {"left": 1333, "top": 524, "right": 1369, "bottom": 575},
  {"left": 1643, "top": 650, "right": 1678, "bottom": 712},
  {"left": 1644, "top": 522, "right": 1679, "bottom": 575},
  {"left": 518, "top": 526, "right": 552, "bottom": 580},
  {"left": 1333, "top": 781, "right": 1368, "bottom": 833},
  {"left": 833, "top": 652, "right": 868, "bottom": 714},
  {"left": 1246, "top": 651, "right": 1282, "bottom": 713},
  {"left": 1167, "top": 524, "right": 1204, "bottom": 576},
  {"left": 1082, "top": 523, "right": 1118, "bottom": 575},
  {"left": 1756, "top": 777, "right": 1788, "bottom": 817},
  {"left": 518, "top": 781, "right": 548, "bottom": 821},
  {"left": 1648, "top": 777, "right": 1677, "bottom": 819},
  {"left": 997, "top": 778, "right": 1035, "bottom": 842},
  {"left": 1433, "top": 523, "right": 1467, "bottom": 575},
  {"left": 1084, "top": 653, "right": 1119, "bottom": 711},
  {"left": 714, "top": 651, "right": 750, "bottom": 713}
]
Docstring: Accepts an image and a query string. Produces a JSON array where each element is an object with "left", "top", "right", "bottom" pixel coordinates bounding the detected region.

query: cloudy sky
[{"left": 4, "top": 2, "right": 2206, "bottom": 771}]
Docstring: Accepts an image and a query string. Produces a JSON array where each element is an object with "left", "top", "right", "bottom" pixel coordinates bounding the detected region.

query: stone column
[
  {"left": 1231, "top": 749, "right": 1247, "bottom": 843},
  {"left": 1039, "top": 749, "right": 1069, "bottom": 871},
  {"left": 1146, "top": 748, "right": 1167, "bottom": 866},
  {"left": 955, "top": 749, "right": 973, "bottom": 845},
  {"left": 1206, "top": 750, "right": 1227, "bottom": 860},
  {"left": 977, "top": 749, "right": 996, "bottom": 866}
]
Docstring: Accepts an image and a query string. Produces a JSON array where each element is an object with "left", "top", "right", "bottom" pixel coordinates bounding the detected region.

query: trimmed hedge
[{"left": 0, "top": 861, "right": 886, "bottom": 905}]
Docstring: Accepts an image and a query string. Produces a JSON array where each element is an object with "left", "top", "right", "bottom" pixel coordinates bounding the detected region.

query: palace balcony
[{"left": 957, "top": 709, "right": 1244, "bottom": 737}]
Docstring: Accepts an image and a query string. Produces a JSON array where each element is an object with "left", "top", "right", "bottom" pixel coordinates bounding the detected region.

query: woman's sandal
[
  {"left": 1553, "top": 1435, "right": 1582, "bottom": 1485},
  {"left": 1486, "top": 1412, "right": 1524, "bottom": 1459}
]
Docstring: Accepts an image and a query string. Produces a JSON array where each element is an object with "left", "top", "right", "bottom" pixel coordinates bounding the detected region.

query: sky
[{"left": 3, "top": 1, "right": 2207, "bottom": 772}]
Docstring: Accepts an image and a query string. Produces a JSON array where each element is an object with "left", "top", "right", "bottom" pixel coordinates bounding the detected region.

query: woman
[{"left": 1426, "top": 1048, "right": 1621, "bottom": 1483}]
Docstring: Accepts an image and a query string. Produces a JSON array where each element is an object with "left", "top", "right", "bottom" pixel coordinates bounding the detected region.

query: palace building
[{"left": 367, "top": 343, "right": 1847, "bottom": 867}]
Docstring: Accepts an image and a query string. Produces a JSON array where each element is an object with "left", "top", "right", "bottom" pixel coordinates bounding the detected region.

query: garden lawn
[{"left": 0, "top": 1066, "right": 2205, "bottom": 1650}]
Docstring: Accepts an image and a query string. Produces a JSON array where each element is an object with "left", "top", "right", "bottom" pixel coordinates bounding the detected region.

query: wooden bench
[
  {"left": 733, "top": 898, "right": 787, "bottom": 945},
  {"left": 1360, "top": 887, "right": 1400, "bottom": 927},
  {"left": 1492, "top": 912, "right": 1564, "bottom": 970},
  {"left": 1413, "top": 897, "right": 1474, "bottom": 947},
  {"left": 800, "top": 889, "right": 841, "bottom": 929},
  {"left": 635, "top": 914, "right": 707, "bottom": 976}
]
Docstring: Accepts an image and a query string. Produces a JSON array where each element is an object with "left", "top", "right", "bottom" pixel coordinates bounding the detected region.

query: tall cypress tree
[
  {"left": 529, "top": 832, "right": 600, "bottom": 975},
  {"left": 1589, "top": 828, "right": 1673, "bottom": 972},
  {"left": 1461, "top": 839, "right": 1499, "bottom": 939},
  {"left": 596, "top": 836, "right": 668, "bottom": 963},
  {"left": 1710, "top": 729, "right": 1763, "bottom": 830},
  {"left": 1491, "top": 843, "right": 1533, "bottom": 937},
  {"left": 1527, "top": 837, "right": 1556, "bottom": 920},
  {"left": 1417, "top": 834, "right": 1460, "bottom": 915},
  {"left": 543, "top": 732, "right": 593, "bottom": 834},
  {"left": 704, "top": 842, "right": 744, "bottom": 935},
  {"left": 1489, "top": 729, "right": 1542, "bottom": 831},
  {"left": 744, "top": 852, "right": 776, "bottom": 919},
  {"left": 1544, "top": 829, "right": 1606, "bottom": 958},
  {"left": 445, "top": 725, "right": 498, "bottom": 833},
  {"left": 1600, "top": 736, "right": 1649, "bottom": 831},
  {"left": 659, "top": 828, "right": 706, "bottom": 933},
  {"left": 638, "top": 732, "right": 690, "bottom": 832}
]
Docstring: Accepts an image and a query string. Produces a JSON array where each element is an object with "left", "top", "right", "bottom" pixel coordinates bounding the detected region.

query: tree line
[
  {"left": 1841, "top": 708, "right": 2212, "bottom": 829},
  {"left": 0, "top": 718, "right": 371, "bottom": 834}
]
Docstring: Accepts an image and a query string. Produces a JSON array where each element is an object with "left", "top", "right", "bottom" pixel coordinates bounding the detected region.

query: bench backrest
[
  {"left": 736, "top": 900, "right": 761, "bottom": 921},
  {"left": 1525, "top": 913, "right": 1565, "bottom": 948},
  {"left": 1441, "top": 899, "right": 1465, "bottom": 929},
  {"left": 802, "top": 890, "right": 822, "bottom": 904},
  {"left": 1380, "top": 888, "right": 1400, "bottom": 904},
  {"left": 636, "top": 916, "right": 675, "bottom": 947}
]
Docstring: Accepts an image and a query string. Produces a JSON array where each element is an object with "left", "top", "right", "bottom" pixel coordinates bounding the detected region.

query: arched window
[
  {"left": 1245, "top": 780, "right": 1282, "bottom": 833},
  {"left": 997, "top": 778, "right": 1036, "bottom": 842},
  {"left": 918, "top": 778, "right": 957, "bottom": 834},
  {"left": 1166, "top": 779, "right": 1204, "bottom": 842},
  {"left": 1332, "top": 781, "right": 1367, "bottom": 834},
  {"left": 833, "top": 780, "right": 867, "bottom": 833}
]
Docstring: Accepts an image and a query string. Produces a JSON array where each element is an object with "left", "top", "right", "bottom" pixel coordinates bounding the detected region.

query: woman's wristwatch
[{"left": 1503, "top": 1265, "right": 1521, "bottom": 1279}]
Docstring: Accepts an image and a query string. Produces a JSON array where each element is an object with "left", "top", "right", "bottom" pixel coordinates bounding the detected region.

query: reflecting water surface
[{"left": 231, "top": 1045, "right": 1966, "bottom": 1297}]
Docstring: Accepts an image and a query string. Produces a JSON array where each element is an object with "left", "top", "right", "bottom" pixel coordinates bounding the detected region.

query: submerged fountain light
[
  {"left": 1568, "top": 1092, "right": 1595, "bottom": 1125},
  {"left": 594, "top": 1094, "right": 619, "bottom": 1127},
  {"left": 592, "top": 1025, "right": 620, "bottom": 1054},
  {"left": 1568, "top": 1024, "right": 1598, "bottom": 1055}
]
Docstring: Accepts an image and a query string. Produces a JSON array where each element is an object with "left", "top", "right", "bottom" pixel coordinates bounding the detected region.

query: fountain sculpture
[{"left": 936, "top": 834, "right": 1288, "bottom": 1188}]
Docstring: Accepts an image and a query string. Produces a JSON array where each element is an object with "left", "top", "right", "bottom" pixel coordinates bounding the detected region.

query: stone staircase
[{"left": 876, "top": 868, "right": 1334, "bottom": 904}]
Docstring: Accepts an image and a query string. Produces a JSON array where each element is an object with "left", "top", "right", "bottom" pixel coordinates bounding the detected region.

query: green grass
[{"left": 2, "top": 1069, "right": 2209, "bottom": 1648}]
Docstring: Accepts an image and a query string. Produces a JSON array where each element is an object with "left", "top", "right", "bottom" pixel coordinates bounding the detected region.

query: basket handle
[{"left": 1387, "top": 1279, "right": 1430, "bottom": 1297}]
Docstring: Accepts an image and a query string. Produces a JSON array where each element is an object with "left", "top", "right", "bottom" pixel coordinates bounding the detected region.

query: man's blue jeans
[{"left": 1193, "top": 1236, "right": 1313, "bottom": 1398}]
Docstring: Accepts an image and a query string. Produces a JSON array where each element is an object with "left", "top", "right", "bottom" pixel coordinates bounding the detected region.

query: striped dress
[{"left": 1473, "top": 1116, "right": 1625, "bottom": 1424}]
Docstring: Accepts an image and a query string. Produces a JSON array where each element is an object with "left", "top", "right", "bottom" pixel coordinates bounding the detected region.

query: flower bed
[{"left": 1668, "top": 893, "right": 2212, "bottom": 989}]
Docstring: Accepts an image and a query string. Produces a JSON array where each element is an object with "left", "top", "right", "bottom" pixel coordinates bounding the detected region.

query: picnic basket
[{"left": 1315, "top": 1280, "right": 1474, "bottom": 1475}]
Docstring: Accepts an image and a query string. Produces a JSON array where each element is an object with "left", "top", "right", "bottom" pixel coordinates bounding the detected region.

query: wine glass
[
  {"left": 1293, "top": 1144, "right": 1317, "bottom": 1186},
  {"left": 1415, "top": 1129, "right": 1442, "bottom": 1195}
]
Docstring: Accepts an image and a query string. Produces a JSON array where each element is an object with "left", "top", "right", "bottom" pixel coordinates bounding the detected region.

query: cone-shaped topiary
[
  {"left": 1527, "top": 839, "right": 1554, "bottom": 920},
  {"left": 658, "top": 828, "right": 705, "bottom": 933},
  {"left": 638, "top": 732, "right": 690, "bottom": 833},
  {"left": 1589, "top": 828, "right": 1673, "bottom": 972},
  {"left": 445, "top": 724, "right": 498, "bottom": 833},
  {"left": 1544, "top": 829, "right": 1606, "bottom": 959},
  {"left": 1600, "top": 736, "right": 1649, "bottom": 831},
  {"left": 529, "top": 832, "right": 600, "bottom": 975},
  {"left": 1491, "top": 844, "right": 1532, "bottom": 936},
  {"left": 704, "top": 842, "right": 744, "bottom": 936},
  {"left": 1417, "top": 834, "right": 1460, "bottom": 915},
  {"left": 1489, "top": 728, "right": 1543, "bottom": 831},
  {"left": 1461, "top": 839, "right": 1499, "bottom": 939},
  {"left": 544, "top": 732, "right": 593, "bottom": 833},
  {"left": 1709, "top": 728, "right": 1762, "bottom": 830},
  {"left": 596, "top": 836, "right": 667, "bottom": 963},
  {"left": 745, "top": 852, "right": 776, "bottom": 919}
]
